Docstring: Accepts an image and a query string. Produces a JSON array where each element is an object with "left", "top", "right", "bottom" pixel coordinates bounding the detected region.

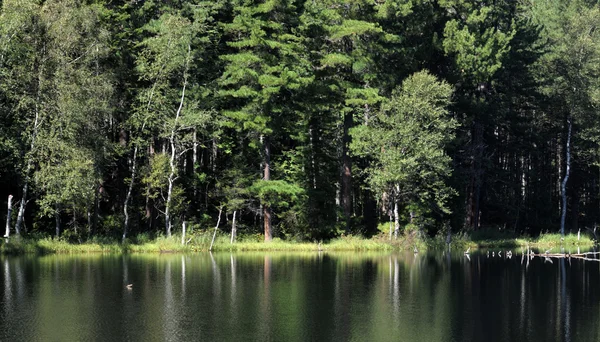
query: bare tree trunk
[
  {"left": 72, "top": 204, "right": 78, "bottom": 237},
  {"left": 123, "top": 145, "right": 138, "bottom": 243},
  {"left": 145, "top": 143, "right": 155, "bottom": 232},
  {"left": 209, "top": 207, "right": 223, "bottom": 251},
  {"left": 15, "top": 180, "right": 28, "bottom": 237},
  {"left": 91, "top": 183, "right": 100, "bottom": 236},
  {"left": 55, "top": 205, "right": 61, "bottom": 238},
  {"left": 16, "top": 62, "right": 43, "bottom": 237},
  {"left": 389, "top": 212, "right": 393, "bottom": 241},
  {"left": 473, "top": 122, "right": 483, "bottom": 230},
  {"left": 263, "top": 136, "right": 272, "bottom": 241},
  {"left": 341, "top": 112, "right": 353, "bottom": 230},
  {"left": 181, "top": 221, "right": 186, "bottom": 245},
  {"left": 4, "top": 195, "right": 12, "bottom": 238},
  {"left": 212, "top": 137, "right": 218, "bottom": 173},
  {"left": 193, "top": 128, "right": 198, "bottom": 200},
  {"left": 309, "top": 126, "right": 317, "bottom": 190},
  {"left": 165, "top": 45, "right": 191, "bottom": 238},
  {"left": 394, "top": 186, "right": 400, "bottom": 240},
  {"left": 231, "top": 210, "right": 237, "bottom": 244},
  {"left": 560, "top": 116, "right": 572, "bottom": 236}
]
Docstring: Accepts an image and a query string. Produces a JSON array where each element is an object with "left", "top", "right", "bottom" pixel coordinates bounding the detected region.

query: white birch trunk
[
  {"left": 231, "top": 210, "right": 237, "bottom": 244},
  {"left": 394, "top": 185, "right": 400, "bottom": 239},
  {"left": 394, "top": 199, "right": 399, "bottom": 240},
  {"left": 55, "top": 205, "right": 60, "bottom": 238},
  {"left": 4, "top": 195, "right": 13, "bottom": 238},
  {"left": 193, "top": 128, "right": 198, "bottom": 200},
  {"left": 210, "top": 207, "right": 223, "bottom": 251},
  {"left": 123, "top": 145, "right": 138, "bottom": 243},
  {"left": 560, "top": 117, "right": 572, "bottom": 236},
  {"left": 165, "top": 45, "right": 191, "bottom": 237},
  {"left": 181, "top": 221, "right": 186, "bottom": 245},
  {"left": 389, "top": 212, "right": 393, "bottom": 241},
  {"left": 15, "top": 64, "right": 43, "bottom": 236}
]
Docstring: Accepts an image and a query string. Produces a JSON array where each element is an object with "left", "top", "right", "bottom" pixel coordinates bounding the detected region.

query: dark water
[{"left": 1, "top": 250, "right": 600, "bottom": 342}]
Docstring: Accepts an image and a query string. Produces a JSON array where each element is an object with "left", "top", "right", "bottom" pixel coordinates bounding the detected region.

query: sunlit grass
[
  {"left": 448, "top": 230, "right": 596, "bottom": 250},
  {"left": 3, "top": 228, "right": 592, "bottom": 255},
  {"left": 0, "top": 231, "right": 410, "bottom": 255},
  {"left": 533, "top": 232, "right": 594, "bottom": 247}
]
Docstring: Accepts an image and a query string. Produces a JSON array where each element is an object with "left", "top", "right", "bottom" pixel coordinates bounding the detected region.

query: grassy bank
[
  {"left": 0, "top": 230, "right": 595, "bottom": 255},
  {"left": 0, "top": 233, "right": 400, "bottom": 255},
  {"left": 450, "top": 230, "right": 596, "bottom": 250}
]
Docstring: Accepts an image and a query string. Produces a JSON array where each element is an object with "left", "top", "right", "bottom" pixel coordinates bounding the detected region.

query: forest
[{"left": 1, "top": 0, "right": 599, "bottom": 244}]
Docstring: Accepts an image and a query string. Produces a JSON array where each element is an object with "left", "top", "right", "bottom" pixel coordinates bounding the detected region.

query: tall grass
[
  {"left": 3, "top": 229, "right": 589, "bottom": 255},
  {"left": 0, "top": 232, "right": 411, "bottom": 255}
]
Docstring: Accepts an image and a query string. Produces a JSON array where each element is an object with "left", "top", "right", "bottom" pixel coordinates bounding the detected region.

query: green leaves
[{"left": 350, "top": 71, "right": 456, "bottom": 212}]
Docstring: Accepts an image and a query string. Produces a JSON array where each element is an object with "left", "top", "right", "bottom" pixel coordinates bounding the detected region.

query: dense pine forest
[{"left": 1, "top": 0, "right": 599, "bottom": 243}]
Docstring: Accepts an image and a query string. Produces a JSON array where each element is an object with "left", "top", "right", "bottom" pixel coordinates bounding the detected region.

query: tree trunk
[
  {"left": 181, "top": 221, "right": 186, "bottom": 245},
  {"left": 571, "top": 188, "right": 579, "bottom": 234},
  {"left": 389, "top": 212, "right": 393, "bottom": 241},
  {"left": 209, "top": 207, "right": 223, "bottom": 251},
  {"left": 55, "top": 205, "right": 61, "bottom": 238},
  {"left": 4, "top": 195, "right": 13, "bottom": 238},
  {"left": 123, "top": 145, "right": 138, "bottom": 243},
  {"left": 308, "top": 125, "right": 317, "bottom": 190},
  {"left": 212, "top": 137, "right": 218, "bottom": 173},
  {"left": 560, "top": 116, "right": 572, "bottom": 236},
  {"left": 165, "top": 168, "right": 174, "bottom": 238},
  {"left": 14, "top": 181, "right": 28, "bottom": 237},
  {"left": 341, "top": 112, "right": 353, "bottom": 230},
  {"left": 263, "top": 135, "right": 272, "bottom": 241},
  {"left": 231, "top": 210, "right": 237, "bottom": 244},
  {"left": 465, "top": 121, "right": 483, "bottom": 230},
  {"left": 393, "top": 188, "right": 399, "bottom": 240},
  {"left": 72, "top": 204, "right": 78, "bottom": 236},
  {"left": 165, "top": 45, "right": 190, "bottom": 238},
  {"left": 193, "top": 128, "right": 198, "bottom": 200},
  {"left": 16, "top": 62, "right": 43, "bottom": 237},
  {"left": 91, "top": 183, "right": 100, "bottom": 236},
  {"left": 146, "top": 143, "right": 155, "bottom": 232}
]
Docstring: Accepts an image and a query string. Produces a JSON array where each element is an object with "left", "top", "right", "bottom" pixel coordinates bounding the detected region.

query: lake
[{"left": 1, "top": 250, "right": 599, "bottom": 341}]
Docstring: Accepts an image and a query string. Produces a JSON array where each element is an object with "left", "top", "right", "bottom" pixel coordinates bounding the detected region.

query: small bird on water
[{"left": 126, "top": 284, "right": 133, "bottom": 290}]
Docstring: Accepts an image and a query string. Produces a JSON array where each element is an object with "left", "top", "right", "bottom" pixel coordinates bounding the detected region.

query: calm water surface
[{"left": 1, "top": 250, "right": 600, "bottom": 341}]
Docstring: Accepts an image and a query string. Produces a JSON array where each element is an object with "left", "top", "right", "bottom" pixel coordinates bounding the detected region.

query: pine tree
[{"left": 219, "top": 0, "right": 312, "bottom": 241}]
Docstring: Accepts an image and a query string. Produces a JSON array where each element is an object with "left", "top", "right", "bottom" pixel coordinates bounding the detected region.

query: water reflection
[{"left": 1, "top": 251, "right": 600, "bottom": 341}]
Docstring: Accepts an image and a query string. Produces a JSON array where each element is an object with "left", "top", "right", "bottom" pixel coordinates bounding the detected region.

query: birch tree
[
  {"left": 350, "top": 71, "right": 456, "bottom": 237},
  {"left": 532, "top": 0, "right": 600, "bottom": 236}
]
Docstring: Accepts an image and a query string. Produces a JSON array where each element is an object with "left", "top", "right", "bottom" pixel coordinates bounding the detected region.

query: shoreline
[{"left": 0, "top": 232, "right": 595, "bottom": 256}]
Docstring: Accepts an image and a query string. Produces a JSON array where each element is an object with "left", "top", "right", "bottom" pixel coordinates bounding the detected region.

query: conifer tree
[{"left": 219, "top": 0, "right": 311, "bottom": 241}]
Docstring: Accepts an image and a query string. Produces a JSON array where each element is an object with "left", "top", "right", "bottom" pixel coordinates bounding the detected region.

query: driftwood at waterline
[{"left": 515, "top": 251, "right": 600, "bottom": 262}]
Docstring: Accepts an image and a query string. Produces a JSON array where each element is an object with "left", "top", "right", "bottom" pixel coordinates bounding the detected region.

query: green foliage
[
  {"left": 248, "top": 180, "right": 305, "bottom": 208},
  {"left": 441, "top": 0, "right": 516, "bottom": 84},
  {"left": 351, "top": 71, "right": 456, "bottom": 213},
  {"left": 142, "top": 153, "right": 170, "bottom": 200},
  {"left": 1, "top": 0, "right": 600, "bottom": 242}
]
